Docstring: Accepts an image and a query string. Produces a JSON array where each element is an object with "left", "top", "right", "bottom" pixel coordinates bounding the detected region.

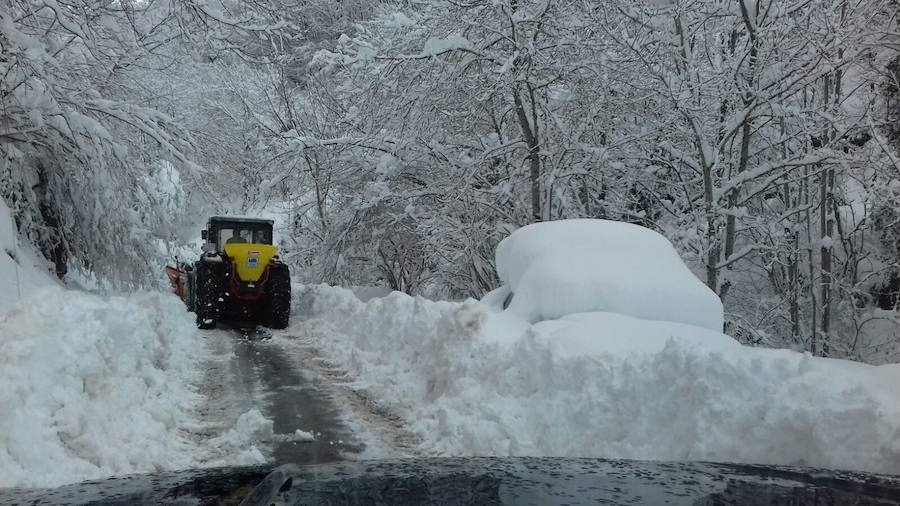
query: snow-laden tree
[
  {"left": 276, "top": 1, "right": 639, "bottom": 296},
  {"left": 597, "top": 0, "right": 900, "bottom": 360},
  {"left": 0, "top": 0, "right": 289, "bottom": 284},
  {"left": 267, "top": 0, "right": 899, "bottom": 360},
  {"left": 5, "top": 0, "right": 897, "bottom": 361},
  {"left": 2, "top": 0, "right": 192, "bottom": 282}
]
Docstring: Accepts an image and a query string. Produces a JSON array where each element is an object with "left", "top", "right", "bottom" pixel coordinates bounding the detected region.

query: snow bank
[
  {"left": 292, "top": 284, "right": 900, "bottom": 475},
  {"left": 0, "top": 289, "right": 206, "bottom": 488},
  {"left": 0, "top": 200, "right": 59, "bottom": 315},
  {"left": 495, "top": 219, "right": 723, "bottom": 331}
]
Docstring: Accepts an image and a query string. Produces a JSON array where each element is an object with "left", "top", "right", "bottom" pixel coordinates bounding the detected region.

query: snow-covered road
[
  {"left": 195, "top": 328, "right": 358, "bottom": 465},
  {"left": 195, "top": 327, "right": 413, "bottom": 468},
  {"left": 0, "top": 287, "right": 410, "bottom": 489}
]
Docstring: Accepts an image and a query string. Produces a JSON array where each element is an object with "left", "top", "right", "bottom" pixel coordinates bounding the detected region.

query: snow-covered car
[{"left": 483, "top": 219, "right": 724, "bottom": 331}]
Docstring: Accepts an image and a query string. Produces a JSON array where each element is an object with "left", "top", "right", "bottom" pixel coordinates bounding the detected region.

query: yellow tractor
[{"left": 167, "top": 216, "right": 291, "bottom": 329}]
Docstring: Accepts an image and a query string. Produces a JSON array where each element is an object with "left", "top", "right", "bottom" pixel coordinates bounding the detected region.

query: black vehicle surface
[{"left": 1, "top": 458, "right": 898, "bottom": 506}]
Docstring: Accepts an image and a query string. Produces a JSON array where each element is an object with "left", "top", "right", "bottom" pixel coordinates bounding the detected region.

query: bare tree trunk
[
  {"left": 304, "top": 152, "right": 328, "bottom": 230},
  {"left": 818, "top": 56, "right": 843, "bottom": 357},
  {"left": 819, "top": 162, "right": 834, "bottom": 357},
  {"left": 513, "top": 87, "right": 541, "bottom": 222},
  {"left": 789, "top": 228, "right": 801, "bottom": 341},
  {"left": 804, "top": 163, "right": 818, "bottom": 354},
  {"left": 703, "top": 160, "right": 719, "bottom": 291},
  {"left": 507, "top": 0, "right": 541, "bottom": 223},
  {"left": 782, "top": 179, "right": 802, "bottom": 343},
  {"left": 35, "top": 165, "right": 68, "bottom": 279},
  {"left": 721, "top": 119, "right": 752, "bottom": 299},
  {"left": 777, "top": 116, "right": 802, "bottom": 343},
  {"left": 720, "top": 1, "right": 758, "bottom": 299}
]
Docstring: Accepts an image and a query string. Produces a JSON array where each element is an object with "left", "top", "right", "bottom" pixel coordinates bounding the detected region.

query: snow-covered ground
[
  {"left": 288, "top": 217, "right": 900, "bottom": 477},
  {"left": 3, "top": 215, "right": 899, "bottom": 490},
  {"left": 286, "top": 220, "right": 898, "bottom": 476},
  {"left": 1, "top": 201, "right": 196, "bottom": 488},
  {"left": 0, "top": 199, "right": 287, "bottom": 488},
  {"left": 291, "top": 284, "right": 900, "bottom": 475}
]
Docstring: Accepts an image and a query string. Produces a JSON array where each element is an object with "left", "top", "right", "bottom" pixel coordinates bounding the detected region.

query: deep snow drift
[
  {"left": 0, "top": 198, "right": 279, "bottom": 488},
  {"left": 0, "top": 288, "right": 275, "bottom": 488},
  {"left": 291, "top": 283, "right": 900, "bottom": 475},
  {"left": 493, "top": 219, "right": 724, "bottom": 331},
  {"left": 0, "top": 290, "right": 207, "bottom": 488}
]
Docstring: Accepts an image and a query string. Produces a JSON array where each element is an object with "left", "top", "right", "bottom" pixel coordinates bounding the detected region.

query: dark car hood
[{"left": 1, "top": 458, "right": 898, "bottom": 505}]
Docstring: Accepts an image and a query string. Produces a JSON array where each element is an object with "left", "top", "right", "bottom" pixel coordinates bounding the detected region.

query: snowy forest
[{"left": 3, "top": 0, "right": 900, "bottom": 363}]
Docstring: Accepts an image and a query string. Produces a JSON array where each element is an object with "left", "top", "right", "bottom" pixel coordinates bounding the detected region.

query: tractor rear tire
[
  {"left": 183, "top": 264, "right": 195, "bottom": 310},
  {"left": 195, "top": 260, "right": 223, "bottom": 329},
  {"left": 265, "top": 263, "right": 291, "bottom": 330}
]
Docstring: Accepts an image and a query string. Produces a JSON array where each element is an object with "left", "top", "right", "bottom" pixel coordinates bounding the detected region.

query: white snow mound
[
  {"left": 0, "top": 289, "right": 206, "bottom": 488},
  {"left": 204, "top": 409, "right": 272, "bottom": 466},
  {"left": 292, "top": 284, "right": 900, "bottom": 476},
  {"left": 495, "top": 219, "right": 724, "bottom": 331}
]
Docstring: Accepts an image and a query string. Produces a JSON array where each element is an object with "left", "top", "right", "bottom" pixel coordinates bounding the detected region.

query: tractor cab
[
  {"left": 202, "top": 216, "right": 274, "bottom": 253},
  {"left": 202, "top": 217, "right": 280, "bottom": 292}
]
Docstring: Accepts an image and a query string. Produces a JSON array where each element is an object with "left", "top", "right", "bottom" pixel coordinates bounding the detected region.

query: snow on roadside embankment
[
  {"left": 0, "top": 198, "right": 272, "bottom": 488},
  {"left": 0, "top": 201, "right": 60, "bottom": 314},
  {"left": 291, "top": 284, "right": 900, "bottom": 476},
  {"left": 0, "top": 289, "right": 207, "bottom": 488}
]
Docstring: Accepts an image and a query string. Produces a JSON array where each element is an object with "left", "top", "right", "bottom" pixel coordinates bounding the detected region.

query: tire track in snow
[
  {"left": 192, "top": 326, "right": 409, "bottom": 468},
  {"left": 229, "top": 331, "right": 364, "bottom": 464},
  {"left": 270, "top": 331, "right": 423, "bottom": 459},
  {"left": 189, "top": 329, "right": 263, "bottom": 466}
]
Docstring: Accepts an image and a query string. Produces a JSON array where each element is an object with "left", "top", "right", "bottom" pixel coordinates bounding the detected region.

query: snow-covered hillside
[{"left": 289, "top": 282, "right": 900, "bottom": 475}]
